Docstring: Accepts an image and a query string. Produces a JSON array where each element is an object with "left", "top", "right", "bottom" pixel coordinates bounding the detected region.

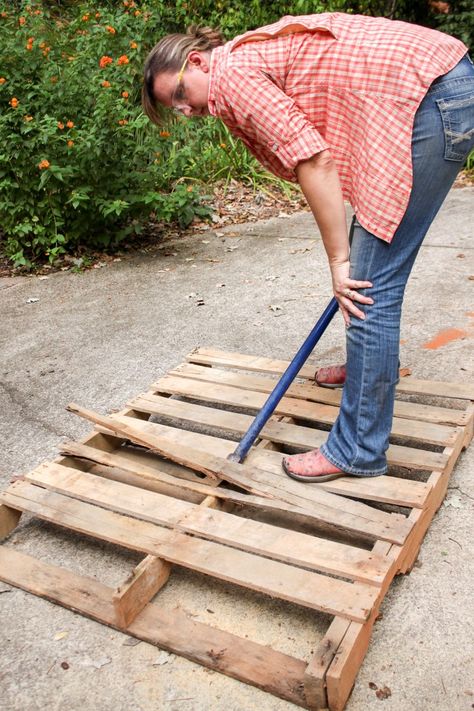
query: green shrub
[{"left": 0, "top": 1, "right": 210, "bottom": 268}]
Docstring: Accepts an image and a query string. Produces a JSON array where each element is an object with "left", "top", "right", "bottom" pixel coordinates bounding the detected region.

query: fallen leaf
[
  {"left": 375, "top": 686, "right": 392, "bottom": 700},
  {"left": 201, "top": 240, "right": 210, "bottom": 244},
  {"left": 26, "top": 297, "right": 40, "bottom": 304},
  {"left": 226, "top": 245, "right": 239, "bottom": 252},
  {"left": 216, "top": 283, "right": 225, "bottom": 288},
  {"left": 38, "top": 276, "right": 49, "bottom": 281},
  {"left": 265, "top": 275, "right": 279, "bottom": 281},
  {"left": 469, "top": 275, "right": 474, "bottom": 281},
  {"left": 399, "top": 367, "right": 412, "bottom": 377},
  {"left": 457, "top": 253, "right": 465, "bottom": 259},
  {"left": 54, "top": 631, "right": 68, "bottom": 641},
  {"left": 369, "top": 682, "right": 378, "bottom": 690}
]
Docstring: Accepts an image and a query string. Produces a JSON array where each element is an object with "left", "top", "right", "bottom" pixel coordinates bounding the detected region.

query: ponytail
[{"left": 142, "top": 25, "right": 224, "bottom": 124}]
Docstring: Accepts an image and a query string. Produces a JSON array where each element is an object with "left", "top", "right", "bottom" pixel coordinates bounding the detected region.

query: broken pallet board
[{"left": 1, "top": 346, "right": 472, "bottom": 711}]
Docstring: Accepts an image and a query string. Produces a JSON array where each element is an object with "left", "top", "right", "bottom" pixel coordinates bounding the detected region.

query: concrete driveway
[{"left": 1, "top": 187, "right": 473, "bottom": 711}]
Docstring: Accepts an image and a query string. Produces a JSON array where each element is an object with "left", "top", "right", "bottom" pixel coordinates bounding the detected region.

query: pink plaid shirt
[{"left": 208, "top": 14, "right": 467, "bottom": 242}]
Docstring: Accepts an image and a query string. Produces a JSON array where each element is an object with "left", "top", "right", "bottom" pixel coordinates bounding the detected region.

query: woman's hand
[{"left": 330, "top": 259, "right": 374, "bottom": 327}]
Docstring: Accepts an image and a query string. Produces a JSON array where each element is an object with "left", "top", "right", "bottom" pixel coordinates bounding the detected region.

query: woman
[{"left": 142, "top": 13, "right": 474, "bottom": 483}]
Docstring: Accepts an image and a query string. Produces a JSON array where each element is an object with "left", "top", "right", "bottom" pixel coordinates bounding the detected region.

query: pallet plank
[
  {"left": 25, "top": 462, "right": 393, "bottom": 586},
  {"left": 0, "top": 504, "right": 21, "bottom": 541},
  {"left": 170, "top": 363, "right": 470, "bottom": 426},
  {"left": 113, "top": 555, "right": 171, "bottom": 628},
  {"left": 129, "top": 393, "right": 434, "bottom": 507},
  {"left": 0, "top": 547, "right": 309, "bottom": 709},
  {"left": 0, "top": 482, "right": 380, "bottom": 622},
  {"left": 67, "top": 404, "right": 413, "bottom": 545},
  {"left": 154, "top": 375, "right": 460, "bottom": 447},
  {"left": 187, "top": 347, "right": 474, "bottom": 400},
  {"left": 111, "top": 415, "right": 413, "bottom": 544}
]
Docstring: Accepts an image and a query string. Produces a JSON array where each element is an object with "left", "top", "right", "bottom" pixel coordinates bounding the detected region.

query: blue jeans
[{"left": 320, "top": 54, "right": 474, "bottom": 476}]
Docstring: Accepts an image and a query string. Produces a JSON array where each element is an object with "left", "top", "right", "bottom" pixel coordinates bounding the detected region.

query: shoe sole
[
  {"left": 315, "top": 380, "right": 345, "bottom": 389},
  {"left": 281, "top": 458, "right": 348, "bottom": 483}
]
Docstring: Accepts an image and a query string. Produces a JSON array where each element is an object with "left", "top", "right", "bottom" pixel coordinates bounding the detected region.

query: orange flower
[
  {"left": 67, "top": 140, "right": 74, "bottom": 147},
  {"left": 118, "top": 119, "right": 128, "bottom": 126},
  {"left": 38, "top": 159, "right": 50, "bottom": 170},
  {"left": 0, "top": 77, "right": 6, "bottom": 84},
  {"left": 57, "top": 121, "right": 65, "bottom": 129},
  {"left": 159, "top": 130, "right": 171, "bottom": 138},
  {"left": 117, "top": 55, "right": 129, "bottom": 66},
  {"left": 66, "top": 120, "right": 74, "bottom": 128},
  {"left": 106, "top": 25, "right": 116, "bottom": 34},
  {"left": 50, "top": 76, "right": 58, "bottom": 84},
  {"left": 1, "top": 12, "right": 8, "bottom": 18},
  {"left": 19, "top": 16, "right": 26, "bottom": 25},
  {"left": 9, "top": 97, "right": 19, "bottom": 108},
  {"left": 24, "top": 115, "right": 33, "bottom": 122},
  {"left": 95, "top": 12, "right": 101, "bottom": 19},
  {"left": 81, "top": 14, "right": 90, "bottom": 21},
  {"left": 134, "top": 10, "right": 141, "bottom": 16},
  {"left": 101, "top": 80, "right": 111, "bottom": 88},
  {"left": 121, "top": 91, "right": 129, "bottom": 99},
  {"left": 220, "top": 143, "right": 227, "bottom": 149},
  {"left": 42, "top": 48, "right": 51, "bottom": 57},
  {"left": 130, "top": 41, "right": 138, "bottom": 49},
  {"left": 99, "top": 55, "right": 113, "bottom": 68},
  {"left": 39, "top": 41, "right": 46, "bottom": 49}
]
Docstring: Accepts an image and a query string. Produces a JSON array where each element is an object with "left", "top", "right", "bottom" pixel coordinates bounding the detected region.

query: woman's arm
[{"left": 296, "top": 151, "right": 374, "bottom": 325}]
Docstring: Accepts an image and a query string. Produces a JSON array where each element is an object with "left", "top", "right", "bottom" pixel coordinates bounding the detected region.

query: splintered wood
[{"left": 1, "top": 347, "right": 473, "bottom": 710}]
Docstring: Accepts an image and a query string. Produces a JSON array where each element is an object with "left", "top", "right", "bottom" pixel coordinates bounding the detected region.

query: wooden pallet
[{"left": 1, "top": 347, "right": 473, "bottom": 710}]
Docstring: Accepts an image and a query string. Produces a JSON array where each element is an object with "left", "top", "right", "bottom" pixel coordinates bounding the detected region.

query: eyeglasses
[{"left": 171, "top": 57, "right": 188, "bottom": 112}]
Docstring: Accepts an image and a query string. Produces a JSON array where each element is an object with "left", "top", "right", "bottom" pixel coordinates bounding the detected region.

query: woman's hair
[{"left": 142, "top": 25, "right": 224, "bottom": 124}]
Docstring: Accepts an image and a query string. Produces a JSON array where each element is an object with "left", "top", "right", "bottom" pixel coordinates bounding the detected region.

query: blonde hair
[{"left": 142, "top": 25, "right": 224, "bottom": 125}]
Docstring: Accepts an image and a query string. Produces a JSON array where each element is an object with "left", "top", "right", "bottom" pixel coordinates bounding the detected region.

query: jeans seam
[{"left": 352, "top": 240, "right": 377, "bottom": 469}]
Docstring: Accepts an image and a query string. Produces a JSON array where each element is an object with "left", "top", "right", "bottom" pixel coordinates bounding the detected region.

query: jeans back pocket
[{"left": 436, "top": 88, "right": 474, "bottom": 162}]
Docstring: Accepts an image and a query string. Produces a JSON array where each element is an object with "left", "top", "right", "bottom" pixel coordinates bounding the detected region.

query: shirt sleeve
[{"left": 213, "top": 64, "right": 328, "bottom": 178}]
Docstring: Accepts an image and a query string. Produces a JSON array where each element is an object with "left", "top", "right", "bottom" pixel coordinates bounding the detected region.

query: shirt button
[{"left": 272, "top": 143, "right": 279, "bottom": 151}]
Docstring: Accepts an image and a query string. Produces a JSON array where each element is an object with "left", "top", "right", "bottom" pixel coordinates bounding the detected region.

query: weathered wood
[
  {"left": 130, "top": 392, "right": 449, "bottom": 475},
  {"left": 25, "top": 463, "right": 392, "bottom": 585},
  {"left": 304, "top": 541, "right": 394, "bottom": 711},
  {"left": 186, "top": 347, "right": 474, "bottom": 400},
  {"left": 168, "top": 363, "right": 471, "bottom": 426},
  {"left": 113, "top": 555, "right": 171, "bottom": 628},
  {"left": 153, "top": 375, "right": 460, "bottom": 447},
  {"left": 66, "top": 405, "right": 414, "bottom": 545},
  {"left": 58, "top": 442, "right": 387, "bottom": 538},
  {"left": 0, "top": 504, "right": 21, "bottom": 541},
  {"left": 0, "top": 547, "right": 309, "bottom": 709},
  {"left": 1, "top": 482, "right": 380, "bottom": 622}
]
